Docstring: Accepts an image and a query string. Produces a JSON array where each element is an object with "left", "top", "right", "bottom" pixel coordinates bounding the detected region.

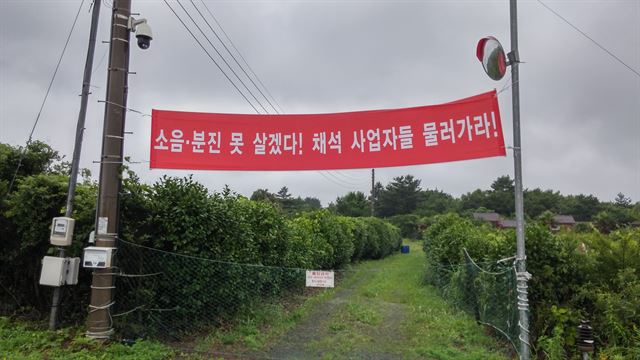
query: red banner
[{"left": 150, "top": 90, "right": 505, "bottom": 171}]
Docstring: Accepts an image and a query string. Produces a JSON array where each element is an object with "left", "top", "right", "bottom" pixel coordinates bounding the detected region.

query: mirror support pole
[{"left": 510, "top": 1, "right": 531, "bottom": 359}]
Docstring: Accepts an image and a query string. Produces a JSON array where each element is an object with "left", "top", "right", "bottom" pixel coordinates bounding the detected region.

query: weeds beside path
[{"left": 262, "top": 240, "right": 510, "bottom": 359}]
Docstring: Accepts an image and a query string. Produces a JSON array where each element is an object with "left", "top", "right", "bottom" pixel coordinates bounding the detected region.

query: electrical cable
[
  {"left": 199, "top": 0, "right": 285, "bottom": 114},
  {"left": 322, "top": 171, "right": 364, "bottom": 187},
  {"left": 168, "top": 2, "right": 365, "bottom": 191},
  {"left": 92, "top": 48, "right": 108, "bottom": 73},
  {"left": 191, "top": 0, "right": 279, "bottom": 114},
  {"left": 3, "top": 0, "right": 86, "bottom": 199},
  {"left": 175, "top": 0, "right": 268, "bottom": 113},
  {"left": 537, "top": 0, "right": 640, "bottom": 78},
  {"left": 317, "top": 171, "right": 359, "bottom": 190},
  {"left": 324, "top": 170, "right": 368, "bottom": 186},
  {"left": 163, "top": 0, "right": 260, "bottom": 114},
  {"left": 186, "top": 4, "right": 364, "bottom": 189},
  {"left": 328, "top": 169, "right": 370, "bottom": 183}
]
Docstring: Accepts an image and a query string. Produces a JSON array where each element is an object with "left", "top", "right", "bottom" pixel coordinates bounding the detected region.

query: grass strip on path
[{"left": 263, "top": 240, "right": 511, "bottom": 359}]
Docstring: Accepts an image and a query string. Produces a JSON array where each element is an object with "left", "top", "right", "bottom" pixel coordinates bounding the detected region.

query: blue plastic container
[{"left": 401, "top": 245, "right": 410, "bottom": 254}]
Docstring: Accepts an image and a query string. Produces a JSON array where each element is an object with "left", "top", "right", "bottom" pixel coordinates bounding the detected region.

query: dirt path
[
  {"left": 265, "top": 272, "right": 403, "bottom": 360},
  {"left": 257, "top": 242, "right": 510, "bottom": 360}
]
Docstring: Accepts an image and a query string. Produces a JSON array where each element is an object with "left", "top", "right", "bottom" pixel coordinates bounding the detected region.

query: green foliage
[
  {"left": 560, "top": 194, "right": 601, "bottom": 222},
  {"left": 0, "top": 317, "right": 174, "bottom": 359},
  {"left": 375, "top": 175, "right": 422, "bottom": 217},
  {"left": 251, "top": 188, "right": 278, "bottom": 203},
  {"left": 1, "top": 174, "right": 67, "bottom": 311},
  {"left": 332, "top": 191, "right": 370, "bottom": 217},
  {"left": 298, "top": 210, "right": 354, "bottom": 269},
  {"left": 0, "top": 142, "right": 96, "bottom": 318},
  {"left": 614, "top": 193, "right": 632, "bottom": 208},
  {"left": 422, "top": 214, "right": 640, "bottom": 358},
  {"left": 111, "top": 176, "right": 401, "bottom": 338},
  {"left": 415, "top": 189, "right": 459, "bottom": 217},
  {"left": 387, "top": 214, "right": 421, "bottom": 239},
  {"left": 250, "top": 187, "right": 322, "bottom": 216},
  {"left": 0, "top": 141, "right": 61, "bottom": 184},
  {"left": 593, "top": 269, "right": 640, "bottom": 349},
  {"left": 524, "top": 189, "right": 563, "bottom": 219}
]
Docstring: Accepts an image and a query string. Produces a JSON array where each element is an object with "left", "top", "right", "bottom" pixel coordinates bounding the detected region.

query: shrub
[
  {"left": 422, "top": 213, "right": 640, "bottom": 358},
  {"left": 387, "top": 214, "right": 421, "bottom": 239}
]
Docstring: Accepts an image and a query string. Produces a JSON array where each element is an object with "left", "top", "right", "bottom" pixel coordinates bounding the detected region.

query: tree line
[{"left": 328, "top": 174, "right": 639, "bottom": 233}]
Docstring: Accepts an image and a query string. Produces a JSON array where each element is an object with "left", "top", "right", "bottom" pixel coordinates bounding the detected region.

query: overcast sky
[{"left": 1, "top": 0, "right": 638, "bottom": 206}]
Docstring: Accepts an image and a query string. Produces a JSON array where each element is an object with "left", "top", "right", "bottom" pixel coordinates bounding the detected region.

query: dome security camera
[
  {"left": 129, "top": 18, "right": 153, "bottom": 50},
  {"left": 135, "top": 22, "right": 153, "bottom": 50}
]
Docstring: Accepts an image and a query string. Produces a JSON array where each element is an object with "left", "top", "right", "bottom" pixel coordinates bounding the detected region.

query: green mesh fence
[
  {"left": 110, "top": 239, "right": 338, "bottom": 340},
  {"left": 426, "top": 249, "right": 521, "bottom": 356}
]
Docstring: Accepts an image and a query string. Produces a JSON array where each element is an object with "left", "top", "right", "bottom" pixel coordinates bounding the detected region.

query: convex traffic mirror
[{"left": 476, "top": 36, "right": 507, "bottom": 81}]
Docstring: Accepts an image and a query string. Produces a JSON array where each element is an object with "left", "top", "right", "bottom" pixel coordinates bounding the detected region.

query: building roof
[
  {"left": 498, "top": 219, "right": 517, "bottom": 228},
  {"left": 553, "top": 215, "right": 576, "bottom": 225},
  {"left": 473, "top": 212, "right": 502, "bottom": 222}
]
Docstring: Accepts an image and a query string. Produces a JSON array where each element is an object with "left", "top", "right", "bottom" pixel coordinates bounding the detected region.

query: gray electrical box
[
  {"left": 66, "top": 257, "right": 80, "bottom": 285},
  {"left": 39, "top": 256, "right": 80, "bottom": 287},
  {"left": 40, "top": 256, "right": 66, "bottom": 286},
  {"left": 50, "top": 217, "right": 75, "bottom": 246}
]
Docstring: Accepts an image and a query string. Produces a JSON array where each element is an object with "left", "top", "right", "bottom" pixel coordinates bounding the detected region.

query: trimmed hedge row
[
  {"left": 2, "top": 173, "right": 401, "bottom": 336},
  {"left": 128, "top": 176, "right": 402, "bottom": 270},
  {"left": 114, "top": 176, "right": 401, "bottom": 337},
  {"left": 422, "top": 213, "right": 640, "bottom": 359}
]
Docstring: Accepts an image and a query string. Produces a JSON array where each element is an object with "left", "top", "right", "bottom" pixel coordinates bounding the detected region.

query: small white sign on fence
[{"left": 305, "top": 270, "right": 334, "bottom": 288}]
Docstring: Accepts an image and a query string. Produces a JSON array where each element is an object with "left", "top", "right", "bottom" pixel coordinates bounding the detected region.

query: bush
[
  {"left": 1, "top": 160, "right": 403, "bottom": 337},
  {"left": 1, "top": 173, "right": 96, "bottom": 320},
  {"left": 387, "top": 214, "right": 421, "bottom": 239},
  {"left": 114, "top": 176, "right": 402, "bottom": 337},
  {"left": 422, "top": 214, "right": 640, "bottom": 358}
]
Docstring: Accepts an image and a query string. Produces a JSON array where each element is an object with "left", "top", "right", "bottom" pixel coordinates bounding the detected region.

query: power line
[
  {"left": 175, "top": 0, "right": 268, "bottom": 113},
  {"left": 199, "top": 0, "right": 285, "bottom": 114},
  {"left": 179, "top": 3, "right": 362, "bottom": 189},
  {"left": 4, "top": 0, "right": 86, "bottom": 199},
  {"left": 537, "top": 0, "right": 640, "bottom": 78},
  {"left": 330, "top": 169, "right": 370, "bottom": 182},
  {"left": 191, "top": 0, "right": 279, "bottom": 114},
  {"left": 163, "top": 0, "right": 260, "bottom": 113},
  {"left": 322, "top": 171, "right": 366, "bottom": 187},
  {"left": 317, "top": 171, "right": 359, "bottom": 190},
  {"left": 167, "top": 3, "right": 360, "bottom": 191}
]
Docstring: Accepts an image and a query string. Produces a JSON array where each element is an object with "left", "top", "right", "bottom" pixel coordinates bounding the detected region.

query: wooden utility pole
[{"left": 86, "top": 0, "right": 131, "bottom": 339}]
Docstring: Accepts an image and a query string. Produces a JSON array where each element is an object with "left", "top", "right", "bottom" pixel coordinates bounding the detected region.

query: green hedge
[
  {"left": 1, "top": 172, "right": 401, "bottom": 337},
  {"left": 115, "top": 177, "right": 401, "bottom": 337},
  {"left": 422, "top": 213, "right": 640, "bottom": 359}
]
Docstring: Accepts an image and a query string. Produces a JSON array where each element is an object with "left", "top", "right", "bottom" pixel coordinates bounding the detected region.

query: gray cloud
[{"left": 1, "top": 0, "right": 638, "bottom": 206}]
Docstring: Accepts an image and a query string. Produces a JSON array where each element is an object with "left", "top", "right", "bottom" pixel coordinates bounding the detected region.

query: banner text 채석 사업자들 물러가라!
[{"left": 149, "top": 90, "right": 505, "bottom": 171}]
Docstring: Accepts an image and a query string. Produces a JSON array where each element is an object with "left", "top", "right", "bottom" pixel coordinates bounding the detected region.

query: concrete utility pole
[
  {"left": 86, "top": 0, "right": 131, "bottom": 339},
  {"left": 370, "top": 168, "right": 375, "bottom": 216},
  {"left": 509, "top": 0, "right": 531, "bottom": 359},
  {"left": 49, "top": 0, "right": 101, "bottom": 331}
]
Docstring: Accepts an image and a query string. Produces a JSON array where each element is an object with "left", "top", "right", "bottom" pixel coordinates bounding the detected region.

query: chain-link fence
[
  {"left": 425, "top": 248, "right": 520, "bottom": 356},
  {"left": 111, "top": 239, "right": 342, "bottom": 340}
]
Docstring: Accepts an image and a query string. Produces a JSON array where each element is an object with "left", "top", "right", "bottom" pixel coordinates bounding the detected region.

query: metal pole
[
  {"left": 49, "top": 0, "right": 102, "bottom": 331},
  {"left": 510, "top": 0, "right": 530, "bottom": 359},
  {"left": 86, "top": 0, "right": 131, "bottom": 339},
  {"left": 370, "top": 168, "right": 375, "bottom": 216}
]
